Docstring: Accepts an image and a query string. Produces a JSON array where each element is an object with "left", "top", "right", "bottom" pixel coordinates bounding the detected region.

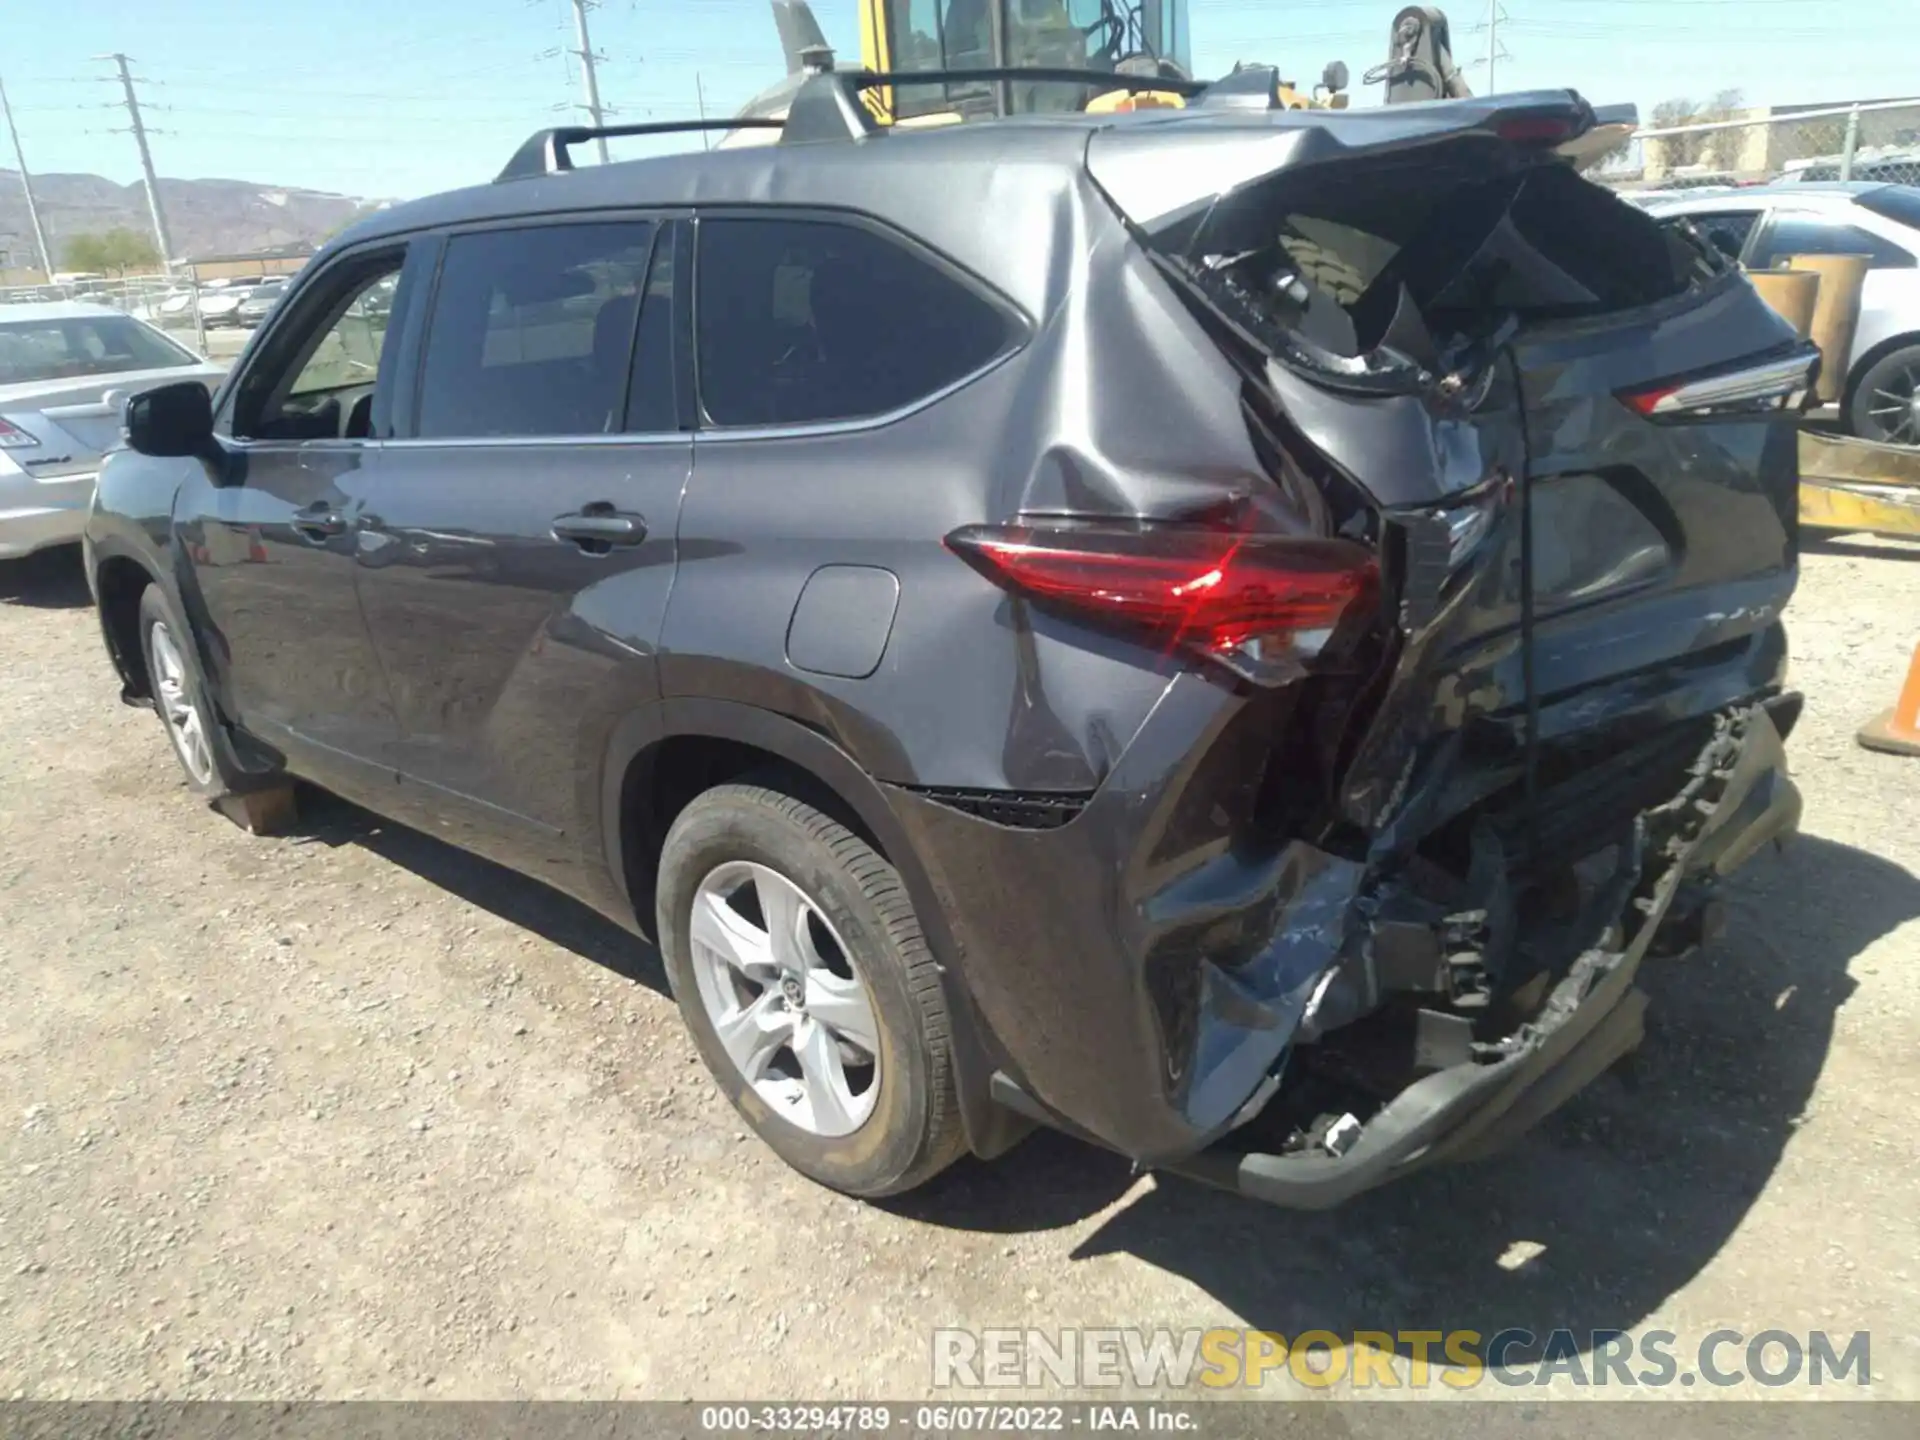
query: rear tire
[
  {"left": 1848, "top": 343, "right": 1920, "bottom": 446},
  {"left": 656, "top": 782, "right": 964, "bottom": 1198}
]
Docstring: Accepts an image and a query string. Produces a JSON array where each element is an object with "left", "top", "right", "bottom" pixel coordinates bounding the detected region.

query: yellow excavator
[{"left": 729, "top": 0, "right": 1365, "bottom": 141}]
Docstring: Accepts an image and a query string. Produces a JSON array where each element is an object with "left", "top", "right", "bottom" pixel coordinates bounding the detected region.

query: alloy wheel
[
  {"left": 687, "top": 860, "right": 881, "bottom": 1137},
  {"left": 1864, "top": 356, "right": 1920, "bottom": 446},
  {"left": 149, "top": 620, "right": 215, "bottom": 787}
]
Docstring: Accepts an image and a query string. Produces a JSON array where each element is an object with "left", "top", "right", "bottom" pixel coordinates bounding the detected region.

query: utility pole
[
  {"left": 569, "top": 0, "right": 611, "bottom": 162},
  {"left": 97, "top": 53, "right": 174, "bottom": 275},
  {"left": 1472, "top": 0, "right": 1511, "bottom": 95},
  {"left": 1485, "top": 0, "right": 1499, "bottom": 93},
  {"left": 695, "top": 73, "right": 711, "bottom": 151},
  {"left": 0, "top": 73, "right": 52, "bottom": 282}
]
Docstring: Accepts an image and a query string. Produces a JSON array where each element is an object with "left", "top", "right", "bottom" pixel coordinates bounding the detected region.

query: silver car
[
  {"left": 0, "top": 301, "right": 226, "bottom": 560},
  {"left": 1640, "top": 182, "right": 1920, "bottom": 444}
]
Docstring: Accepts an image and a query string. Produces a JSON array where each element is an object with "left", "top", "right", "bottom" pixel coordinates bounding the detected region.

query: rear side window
[
  {"left": 696, "top": 216, "right": 1010, "bottom": 428},
  {"left": 1750, "top": 215, "right": 1917, "bottom": 271},
  {"left": 415, "top": 220, "right": 664, "bottom": 439}
]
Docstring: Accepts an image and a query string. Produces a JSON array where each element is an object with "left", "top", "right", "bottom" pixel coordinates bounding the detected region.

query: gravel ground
[{"left": 1, "top": 539, "right": 1917, "bottom": 1404}]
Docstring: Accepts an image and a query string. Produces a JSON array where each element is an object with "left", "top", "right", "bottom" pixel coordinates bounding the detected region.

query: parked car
[
  {"left": 1780, "top": 150, "right": 1920, "bottom": 187},
  {"left": 197, "top": 277, "right": 268, "bottom": 329},
  {"left": 84, "top": 81, "right": 1806, "bottom": 1209},
  {"left": 0, "top": 302, "right": 224, "bottom": 560},
  {"left": 236, "top": 278, "right": 290, "bottom": 328},
  {"left": 1642, "top": 182, "right": 1920, "bottom": 444},
  {"left": 126, "top": 288, "right": 187, "bottom": 324}
]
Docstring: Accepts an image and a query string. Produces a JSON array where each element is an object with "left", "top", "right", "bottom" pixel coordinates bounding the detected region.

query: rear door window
[
  {"left": 1749, "top": 214, "right": 1917, "bottom": 271},
  {"left": 695, "top": 215, "right": 1012, "bottom": 428},
  {"left": 414, "top": 220, "right": 666, "bottom": 439}
]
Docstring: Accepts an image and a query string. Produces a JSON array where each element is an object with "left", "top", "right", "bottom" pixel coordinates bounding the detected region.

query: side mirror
[
  {"left": 126, "top": 380, "right": 214, "bottom": 459},
  {"left": 1322, "top": 60, "right": 1350, "bottom": 93}
]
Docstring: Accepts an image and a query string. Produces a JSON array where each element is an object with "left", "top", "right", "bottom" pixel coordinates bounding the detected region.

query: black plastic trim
[{"left": 906, "top": 785, "right": 1091, "bottom": 830}]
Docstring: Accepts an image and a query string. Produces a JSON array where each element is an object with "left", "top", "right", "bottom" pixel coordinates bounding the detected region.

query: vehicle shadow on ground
[
  {"left": 0, "top": 546, "right": 91, "bottom": 609},
  {"left": 286, "top": 783, "right": 669, "bottom": 995},
  {"left": 892, "top": 834, "right": 1917, "bottom": 1352}
]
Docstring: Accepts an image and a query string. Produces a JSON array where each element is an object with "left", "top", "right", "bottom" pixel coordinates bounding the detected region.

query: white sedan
[
  {"left": 0, "top": 301, "right": 227, "bottom": 560},
  {"left": 1639, "top": 182, "right": 1920, "bottom": 444}
]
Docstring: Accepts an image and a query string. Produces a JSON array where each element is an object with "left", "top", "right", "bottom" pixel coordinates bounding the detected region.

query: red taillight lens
[
  {"left": 0, "top": 416, "right": 40, "bottom": 449},
  {"left": 1620, "top": 384, "right": 1679, "bottom": 418},
  {"left": 944, "top": 521, "right": 1377, "bottom": 685},
  {"left": 1495, "top": 114, "right": 1579, "bottom": 145}
]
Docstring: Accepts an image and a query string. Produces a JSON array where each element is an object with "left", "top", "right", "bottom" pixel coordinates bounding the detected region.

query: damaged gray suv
[{"left": 85, "top": 67, "right": 1810, "bottom": 1208}]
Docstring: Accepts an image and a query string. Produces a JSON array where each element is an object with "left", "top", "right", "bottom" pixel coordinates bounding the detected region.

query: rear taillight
[
  {"left": 944, "top": 520, "right": 1378, "bottom": 685},
  {"left": 0, "top": 417, "right": 40, "bottom": 449},
  {"left": 1621, "top": 348, "right": 1820, "bottom": 420}
]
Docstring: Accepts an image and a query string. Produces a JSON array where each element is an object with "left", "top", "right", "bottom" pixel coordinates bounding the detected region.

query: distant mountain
[{"left": 0, "top": 168, "right": 380, "bottom": 267}]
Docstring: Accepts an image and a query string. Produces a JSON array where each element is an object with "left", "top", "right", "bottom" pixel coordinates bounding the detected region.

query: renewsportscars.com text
[{"left": 931, "top": 1327, "right": 1873, "bottom": 1391}]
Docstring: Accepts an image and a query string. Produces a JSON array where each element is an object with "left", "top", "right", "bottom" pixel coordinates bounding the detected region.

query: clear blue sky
[{"left": 1, "top": 0, "right": 1914, "bottom": 200}]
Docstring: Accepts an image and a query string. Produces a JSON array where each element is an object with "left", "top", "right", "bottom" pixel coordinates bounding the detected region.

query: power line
[{"left": 1503, "top": 21, "right": 1854, "bottom": 39}]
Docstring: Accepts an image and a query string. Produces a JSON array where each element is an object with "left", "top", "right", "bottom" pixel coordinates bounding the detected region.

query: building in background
[{"left": 1642, "top": 98, "right": 1920, "bottom": 184}]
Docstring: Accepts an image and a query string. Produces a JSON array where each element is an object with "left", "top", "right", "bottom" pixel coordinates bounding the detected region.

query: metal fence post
[
  {"left": 190, "top": 278, "right": 208, "bottom": 357},
  {"left": 1840, "top": 104, "right": 1862, "bottom": 181}
]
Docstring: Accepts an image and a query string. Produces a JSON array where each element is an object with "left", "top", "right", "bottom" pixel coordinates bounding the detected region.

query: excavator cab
[
  {"left": 865, "top": 1, "right": 1195, "bottom": 119},
  {"left": 735, "top": 0, "right": 1350, "bottom": 137}
]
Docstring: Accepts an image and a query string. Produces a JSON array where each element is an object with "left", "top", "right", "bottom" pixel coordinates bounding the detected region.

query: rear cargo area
[{"left": 1087, "top": 107, "right": 1814, "bottom": 1183}]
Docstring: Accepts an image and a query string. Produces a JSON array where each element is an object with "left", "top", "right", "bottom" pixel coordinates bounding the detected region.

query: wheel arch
[
  {"left": 91, "top": 546, "right": 165, "bottom": 701},
  {"left": 601, "top": 697, "right": 1026, "bottom": 1158},
  {"left": 89, "top": 530, "right": 284, "bottom": 793}
]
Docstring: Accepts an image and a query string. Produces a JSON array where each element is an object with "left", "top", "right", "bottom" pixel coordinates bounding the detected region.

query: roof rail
[
  {"left": 496, "top": 118, "right": 786, "bottom": 182},
  {"left": 500, "top": 61, "right": 1283, "bottom": 176},
  {"left": 782, "top": 68, "right": 886, "bottom": 145}
]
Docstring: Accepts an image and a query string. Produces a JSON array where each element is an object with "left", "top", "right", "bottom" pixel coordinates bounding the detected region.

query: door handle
[
  {"left": 551, "top": 506, "right": 648, "bottom": 549},
  {"left": 291, "top": 503, "right": 347, "bottom": 539}
]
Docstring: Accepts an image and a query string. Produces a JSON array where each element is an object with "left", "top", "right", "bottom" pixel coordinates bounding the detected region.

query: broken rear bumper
[{"left": 1159, "top": 698, "right": 1801, "bottom": 1209}]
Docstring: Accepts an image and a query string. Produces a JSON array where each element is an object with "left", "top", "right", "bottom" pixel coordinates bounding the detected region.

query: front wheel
[
  {"left": 137, "top": 585, "right": 226, "bottom": 798},
  {"left": 1849, "top": 343, "right": 1920, "bottom": 446},
  {"left": 655, "top": 782, "right": 964, "bottom": 1197}
]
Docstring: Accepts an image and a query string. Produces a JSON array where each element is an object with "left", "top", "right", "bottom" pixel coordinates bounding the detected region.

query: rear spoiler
[{"left": 1086, "top": 91, "right": 1640, "bottom": 234}]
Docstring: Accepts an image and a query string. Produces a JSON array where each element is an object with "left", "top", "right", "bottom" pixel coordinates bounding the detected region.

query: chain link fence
[{"left": 1594, "top": 99, "right": 1920, "bottom": 196}]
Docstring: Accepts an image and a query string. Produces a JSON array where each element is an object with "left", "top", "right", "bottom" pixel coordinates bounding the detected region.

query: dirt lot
[{"left": 2, "top": 540, "right": 1918, "bottom": 1403}]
